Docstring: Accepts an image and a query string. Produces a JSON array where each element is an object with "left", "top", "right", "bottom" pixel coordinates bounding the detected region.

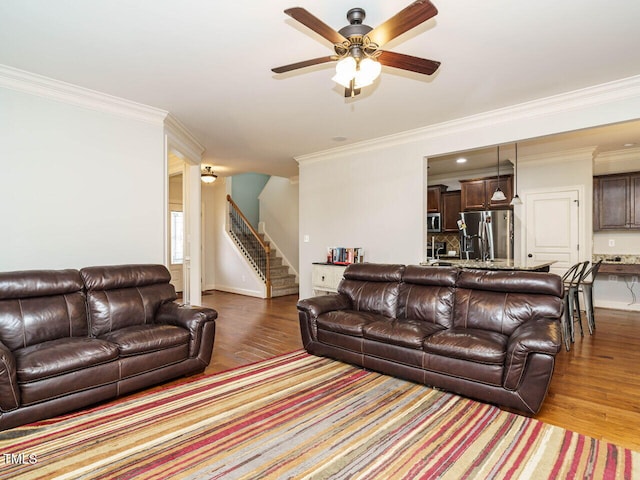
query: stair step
[
  {"left": 270, "top": 257, "right": 283, "bottom": 267},
  {"left": 269, "top": 265, "right": 289, "bottom": 276},
  {"left": 271, "top": 273, "right": 296, "bottom": 287},
  {"left": 271, "top": 285, "right": 299, "bottom": 297}
]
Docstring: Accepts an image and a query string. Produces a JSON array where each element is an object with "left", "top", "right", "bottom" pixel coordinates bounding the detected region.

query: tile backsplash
[{"left": 426, "top": 233, "right": 460, "bottom": 255}]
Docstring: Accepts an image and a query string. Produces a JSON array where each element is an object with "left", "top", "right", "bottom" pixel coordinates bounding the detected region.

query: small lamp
[{"left": 201, "top": 166, "right": 217, "bottom": 184}]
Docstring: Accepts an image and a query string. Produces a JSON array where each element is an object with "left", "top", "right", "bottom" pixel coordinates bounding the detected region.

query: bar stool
[
  {"left": 561, "top": 261, "right": 589, "bottom": 350},
  {"left": 578, "top": 260, "right": 602, "bottom": 335}
]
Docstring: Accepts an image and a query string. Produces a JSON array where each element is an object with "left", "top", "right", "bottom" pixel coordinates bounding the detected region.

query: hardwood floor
[
  {"left": 200, "top": 291, "right": 640, "bottom": 451},
  {"left": 201, "top": 291, "right": 302, "bottom": 374}
]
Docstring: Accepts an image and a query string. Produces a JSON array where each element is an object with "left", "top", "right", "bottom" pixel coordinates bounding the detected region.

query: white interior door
[{"left": 525, "top": 189, "right": 579, "bottom": 276}]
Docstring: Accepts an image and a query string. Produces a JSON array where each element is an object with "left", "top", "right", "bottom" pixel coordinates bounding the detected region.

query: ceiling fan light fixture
[
  {"left": 273, "top": 3, "right": 441, "bottom": 96},
  {"left": 201, "top": 166, "right": 217, "bottom": 184},
  {"left": 354, "top": 57, "right": 381, "bottom": 88},
  {"left": 332, "top": 56, "right": 357, "bottom": 88}
]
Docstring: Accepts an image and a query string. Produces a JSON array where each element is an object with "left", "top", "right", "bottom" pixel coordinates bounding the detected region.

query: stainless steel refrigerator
[{"left": 458, "top": 210, "right": 513, "bottom": 261}]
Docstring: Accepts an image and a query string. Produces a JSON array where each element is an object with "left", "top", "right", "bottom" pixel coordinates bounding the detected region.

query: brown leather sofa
[
  {"left": 297, "top": 263, "right": 564, "bottom": 415},
  {"left": 0, "top": 264, "right": 217, "bottom": 431}
]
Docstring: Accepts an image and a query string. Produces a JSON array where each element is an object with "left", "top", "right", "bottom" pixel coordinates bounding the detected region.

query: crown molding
[
  {"left": 593, "top": 146, "right": 640, "bottom": 175},
  {"left": 296, "top": 75, "right": 640, "bottom": 164},
  {"left": 164, "top": 114, "right": 205, "bottom": 164},
  {"left": 518, "top": 147, "right": 598, "bottom": 166},
  {"left": 0, "top": 64, "right": 168, "bottom": 125},
  {"left": 595, "top": 146, "right": 640, "bottom": 163}
]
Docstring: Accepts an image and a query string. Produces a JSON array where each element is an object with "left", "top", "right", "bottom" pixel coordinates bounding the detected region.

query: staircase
[
  {"left": 261, "top": 234, "right": 299, "bottom": 297},
  {"left": 226, "top": 194, "right": 298, "bottom": 298}
]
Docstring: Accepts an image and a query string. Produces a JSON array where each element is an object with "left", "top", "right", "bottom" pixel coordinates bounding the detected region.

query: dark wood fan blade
[
  {"left": 377, "top": 51, "right": 440, "bottom": 75},
  {"left": 367, "top": 0, "right": 438, "bottom": 47},
  {"left": 272, "top": 56, "right": 336, "bottom": 74},
  {"left": 284, "top": 7, "right": 348, "bottom": 45}
]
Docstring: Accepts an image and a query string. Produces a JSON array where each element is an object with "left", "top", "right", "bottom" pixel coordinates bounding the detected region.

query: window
[{"left": 170, "top": 210, "right": 184, "bottom": 264}]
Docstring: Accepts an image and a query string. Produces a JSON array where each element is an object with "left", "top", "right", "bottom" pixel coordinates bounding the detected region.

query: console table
[{"left": 311, "top": 263, "right": 347, "bottom": 295}]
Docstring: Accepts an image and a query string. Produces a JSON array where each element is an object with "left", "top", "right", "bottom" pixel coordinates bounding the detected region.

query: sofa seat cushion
[
  {"left": 99, "top": 324, "right": 189, "bottom": 357},
  {"left": 317, "top": 311, "right": 388, "bottom": 337},
  {"left": 423, "top": 328, "right": 508, "bottom": 365},
  {"left": 15, "top": 337, "right": 119, "bottom": 383},
  {"left": 363, "top": 319, "right": 445, "bottom": 349}
]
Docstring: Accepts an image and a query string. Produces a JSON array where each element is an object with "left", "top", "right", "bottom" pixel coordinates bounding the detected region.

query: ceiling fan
[{"left": 272, "top": 1, "right": 441, "bottom": 97}]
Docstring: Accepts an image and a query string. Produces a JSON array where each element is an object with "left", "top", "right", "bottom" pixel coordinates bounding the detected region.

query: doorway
[
  {"left": 168, "top": 156, "right": 187, "bottom": 294},
  {"left": 524, "top": 188, "right": 581, "bottom": 276}
]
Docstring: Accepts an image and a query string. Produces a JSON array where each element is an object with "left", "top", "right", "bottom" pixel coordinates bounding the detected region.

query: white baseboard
[
  {"left": 595, "top": 300, "right": 640, "bottom": 312},
  {"left": 209, "top": 284, "right": 266, "bottom": 298}
]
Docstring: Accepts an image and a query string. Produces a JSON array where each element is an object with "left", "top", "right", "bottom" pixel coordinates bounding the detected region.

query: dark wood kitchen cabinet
[
  {"left": 441, "top": 190, "right": 462, "bottom": 232},
  {"left": 460, "top": 175, "right": 513, "bottom": 211},
  {"left": 427, "top": 185, "right": 448, "bottom": 213},
  {"left": 594, "top": 171, "right": 640, "bottom": 230}
]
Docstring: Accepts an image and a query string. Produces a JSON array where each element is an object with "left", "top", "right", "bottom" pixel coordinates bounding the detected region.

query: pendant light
[
  {"left": 490, "top": 145, "right": 507, "bottom": 202},
  {"left": 510, "top": 143, "right": 523, "bottom": 205},
  {"left": 201, "top": 165, "right": 217, "bottom": 184}
]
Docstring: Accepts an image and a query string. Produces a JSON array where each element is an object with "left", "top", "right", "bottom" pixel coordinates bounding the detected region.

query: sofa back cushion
[
  {"left": 453, "top": 269, "right": 564, "bottom": 335},
  {"left": 338, "top": 263, "right": 405, "bottom": 318},
  {"left": 0, "top": 269, "right": 87, "bottom": 350},
  {"left": 397, "top": 265, "right": 458, "bottom": 328},
  {"left": 81, "top": 264, "right": 176, "bottom": 337}
]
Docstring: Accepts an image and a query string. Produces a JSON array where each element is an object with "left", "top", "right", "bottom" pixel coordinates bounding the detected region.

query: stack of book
[{"left": 327, "top": 247, "right": 364, "bottom": 265}]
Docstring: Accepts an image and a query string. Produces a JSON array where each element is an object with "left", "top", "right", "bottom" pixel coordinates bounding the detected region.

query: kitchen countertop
[
  {"left": 420, "top": 259, "right": 555, "bottom": 271},
  {"left": 592, "top": 254, "right": 640, "bottom": 264},
  {"left": 593, "top": 254, "right": 640, "bottom": 276}
]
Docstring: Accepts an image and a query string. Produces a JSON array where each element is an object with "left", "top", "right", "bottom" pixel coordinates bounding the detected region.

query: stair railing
[{"left": 226, "top": 194, "right": 271, "bottom": 298}]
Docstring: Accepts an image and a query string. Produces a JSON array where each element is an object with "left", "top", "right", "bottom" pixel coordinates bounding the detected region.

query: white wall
[
  {"left": 202, "top": 177, "right": 266, "bottom": 297},
  {"left": 0, "top": 85, "right": 166, "bottom": 270},
  {"left": 259, "top": 176, "right": 299, "bottom": 273},
  {"left": 297, "top": 76, "right": 640, "bottom": 299},
  {"left": 299, "top": 143, "right": 426, "bottom": 298}
]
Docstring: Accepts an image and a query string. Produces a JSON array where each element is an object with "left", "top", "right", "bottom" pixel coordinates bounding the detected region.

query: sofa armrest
[
  {"left": 297, "top": 294, "right": 352, "bottom": 346},
  {"left": 0, "top": 341, "right": 20, "bottom": 412},
  {"left": 297, "top": 294, "right": 352, "bottom": 318},
  {"left": 503, "top": 318, "right": 562, "bottom": 390},
  {"left": 156, "top": 302, "right": 218, "bottom": 357}
]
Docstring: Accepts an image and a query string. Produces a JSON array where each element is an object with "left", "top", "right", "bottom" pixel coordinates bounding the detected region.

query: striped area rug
[{"left": 1, "top": 351, "right": 638, "bottom": 479}]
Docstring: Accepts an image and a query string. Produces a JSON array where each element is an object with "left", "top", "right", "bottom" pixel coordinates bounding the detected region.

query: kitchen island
[{"left": 420, "top": 259, "right": 555, "bottom": 272}]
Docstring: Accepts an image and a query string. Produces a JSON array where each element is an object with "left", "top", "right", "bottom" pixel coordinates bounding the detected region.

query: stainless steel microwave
[{"left": 427, "top": 213, "right": 441, "bottom": 233}]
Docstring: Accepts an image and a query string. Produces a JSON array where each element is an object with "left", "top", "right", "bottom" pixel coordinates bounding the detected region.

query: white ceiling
[{"left": 1, "top": 0, "right": 640, "bottom": 178}]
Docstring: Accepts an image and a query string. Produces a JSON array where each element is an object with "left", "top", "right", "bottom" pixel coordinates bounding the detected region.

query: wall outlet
[
  {"left": 608, "top": 239, "right": 615, "bottom": 247},
  {"left": 608, "top": 274, "right": 618, "bottom": 281},
  {"left": 303, "top": 235, "right": 310, "bottom": 243}
]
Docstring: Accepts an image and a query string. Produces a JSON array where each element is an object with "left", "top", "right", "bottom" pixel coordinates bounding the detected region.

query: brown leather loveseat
[
  {"left": 0, "top": 264, "right": 217, "bottom": 431},
  {"left": 297, "top": 263, "right": 564, "bottom": 415}
]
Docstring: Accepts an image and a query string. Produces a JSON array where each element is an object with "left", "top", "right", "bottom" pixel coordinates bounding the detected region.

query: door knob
[{"left": 528, "top": 254, "right": 533, "bottom": 258}]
